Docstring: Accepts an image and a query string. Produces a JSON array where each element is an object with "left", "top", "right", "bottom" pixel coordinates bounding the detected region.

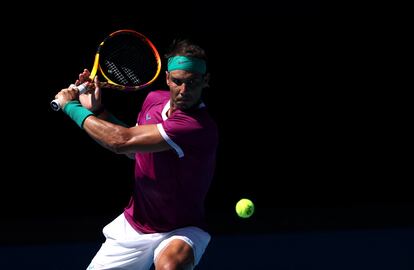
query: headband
[{"left": 167, "top": 56, "right": 206, "bottom": 74}]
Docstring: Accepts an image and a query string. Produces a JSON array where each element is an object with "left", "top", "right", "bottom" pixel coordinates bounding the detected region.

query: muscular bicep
[
  {"left": 83, "top": 116, "right": 171, "bottom": 154},
  {"left": 122, "top": 124, "right": 171, "bottom": 153}
]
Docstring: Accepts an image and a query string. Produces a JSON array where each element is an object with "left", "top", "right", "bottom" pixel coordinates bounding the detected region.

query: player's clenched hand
[
  {"left": 75, "top": 69, "right": 91, "bottom": 85},
  {"left": 79, "top": 75, "right": 102, "bottom": 112},
  {"left": 54, "top": 87, "right": 79, "bottom": 110}
]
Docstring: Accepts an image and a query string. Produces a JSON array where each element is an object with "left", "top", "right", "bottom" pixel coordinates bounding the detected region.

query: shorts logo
[{"left": 146, "top": 113, "right": 151, "bottom": 121}]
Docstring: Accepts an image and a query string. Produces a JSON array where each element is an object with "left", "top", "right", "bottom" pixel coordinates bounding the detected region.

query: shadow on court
[{"left": 1, "top": 228, "right": 413, "bottom": 269}]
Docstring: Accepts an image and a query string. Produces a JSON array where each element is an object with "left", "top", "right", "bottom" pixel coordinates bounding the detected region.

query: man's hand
[
  {"left": 79, "top": 75, "right": 102, "bottom": 112},
  {"left": 54, "top": 87, "right": 79, "bottom": 110}
]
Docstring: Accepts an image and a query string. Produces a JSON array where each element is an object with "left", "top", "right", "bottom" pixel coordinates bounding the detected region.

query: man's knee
[{"left": 155, "top": 258, "right": 193, "bottom": 270}]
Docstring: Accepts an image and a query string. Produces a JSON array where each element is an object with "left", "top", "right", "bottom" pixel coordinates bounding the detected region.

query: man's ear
[{"left": 165, "top": 71, "right": 170, "bottom": 86}]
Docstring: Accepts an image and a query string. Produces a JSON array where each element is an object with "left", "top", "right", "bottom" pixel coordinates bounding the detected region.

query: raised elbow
[{"left": 107, "top": 129, "right": 132, "bottom": 154}]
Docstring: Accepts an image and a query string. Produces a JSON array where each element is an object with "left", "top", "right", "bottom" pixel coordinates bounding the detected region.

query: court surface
[{"left": 1, "top": 227, "right": 413, "bottom": 269}]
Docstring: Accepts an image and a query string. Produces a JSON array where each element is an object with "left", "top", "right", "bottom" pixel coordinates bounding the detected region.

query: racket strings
[
  {"left": 104, "top": 60, "right": 132, "bottom": 85},
  {"left": 101, "top": 35, "right": 158, "bottom": 86}
]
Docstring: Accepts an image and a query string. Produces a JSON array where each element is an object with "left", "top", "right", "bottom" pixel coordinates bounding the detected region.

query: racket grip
[{"left": 50, "top": 84, "right": 88, "bottom": 111}]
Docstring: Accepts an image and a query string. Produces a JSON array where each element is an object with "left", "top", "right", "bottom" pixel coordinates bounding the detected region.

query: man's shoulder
[
  {"left": 143, "top": 90, "right": 169, "bottom": 109},
  {"left": 147, "top": 89, "right": 169, "bottom": 100}
]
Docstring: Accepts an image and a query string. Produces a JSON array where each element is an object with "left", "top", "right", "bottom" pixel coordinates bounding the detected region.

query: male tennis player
[{"left": 54, "top": 39, "right": 217, "bottom": 270}]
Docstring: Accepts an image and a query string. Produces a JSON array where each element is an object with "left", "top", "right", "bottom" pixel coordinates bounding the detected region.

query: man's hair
[{"left": 164, "top": 39, "right": 207, "bottom": 61}]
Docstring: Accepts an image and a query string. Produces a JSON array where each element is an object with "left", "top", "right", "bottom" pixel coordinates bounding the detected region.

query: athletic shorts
[{"left": 86, "top": 213, "right": 211, "bottom": 269}]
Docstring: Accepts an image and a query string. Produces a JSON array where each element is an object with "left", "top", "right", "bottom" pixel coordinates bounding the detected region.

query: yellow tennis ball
[{"left": 235, "top": 198, "right": 255, "bottom": 218}]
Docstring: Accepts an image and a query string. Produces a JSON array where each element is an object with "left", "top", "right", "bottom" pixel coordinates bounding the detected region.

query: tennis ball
[{"left": 235, "top": 198, "right": 255, "bottom": 218}]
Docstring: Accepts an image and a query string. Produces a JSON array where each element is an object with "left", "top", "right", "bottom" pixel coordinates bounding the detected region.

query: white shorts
[{"left": 86, "top": 213, "right": 211, "bottom": 270}]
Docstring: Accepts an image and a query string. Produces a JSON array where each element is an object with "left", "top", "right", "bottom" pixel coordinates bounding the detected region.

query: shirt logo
[{"left": 146, "top": 113, "right": 151, "bottom": 121}]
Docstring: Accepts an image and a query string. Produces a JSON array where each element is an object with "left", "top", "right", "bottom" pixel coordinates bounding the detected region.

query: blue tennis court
[{"left": 1, "top": 227, "right": 413, "bottom": 269}]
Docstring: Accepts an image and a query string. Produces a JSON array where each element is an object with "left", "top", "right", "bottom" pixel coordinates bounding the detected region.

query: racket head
[{"left": 96, "top": 30, "right": 161, "bottom": 91}]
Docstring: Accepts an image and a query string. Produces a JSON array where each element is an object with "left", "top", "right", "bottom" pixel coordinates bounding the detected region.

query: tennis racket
[{"left": 51, "top": 29, "right": 161, "bottom": 111}]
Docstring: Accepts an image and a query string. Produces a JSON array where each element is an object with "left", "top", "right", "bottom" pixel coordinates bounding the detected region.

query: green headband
[{"left": 167, "top": 56, "right": 206, "bottom": 74}]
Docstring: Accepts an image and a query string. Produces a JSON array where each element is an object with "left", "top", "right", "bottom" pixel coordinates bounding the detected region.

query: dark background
[{"left": 2, "top": 2, "right": 413, "bottom": 244}]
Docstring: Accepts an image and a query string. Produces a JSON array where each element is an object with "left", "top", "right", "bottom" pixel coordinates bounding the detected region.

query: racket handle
[{"left": 50, "top": 84, "right": 88, "bottom": 111}]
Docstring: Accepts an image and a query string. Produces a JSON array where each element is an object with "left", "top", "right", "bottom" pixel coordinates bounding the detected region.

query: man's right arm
[{"left": 82, "top": 116, "right": 171, "bottom": 155}]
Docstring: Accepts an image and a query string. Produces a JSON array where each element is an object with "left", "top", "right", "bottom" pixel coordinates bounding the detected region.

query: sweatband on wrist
[
  {"left": 167, "top": 56, "right": 206, "bottom": 74},
  {"left": 63, "top": 101, "right": 94, "bottom": 129}
]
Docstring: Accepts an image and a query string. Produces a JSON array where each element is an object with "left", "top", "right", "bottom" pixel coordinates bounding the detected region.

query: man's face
[{"left": 166, "top": 70, "right": 208, "bottom": 111}]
